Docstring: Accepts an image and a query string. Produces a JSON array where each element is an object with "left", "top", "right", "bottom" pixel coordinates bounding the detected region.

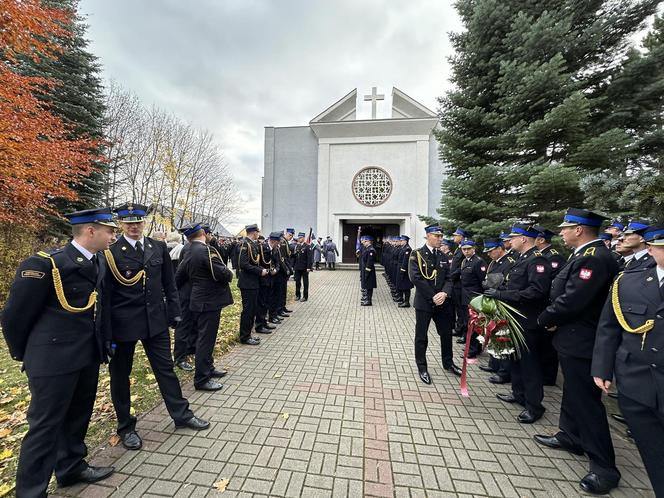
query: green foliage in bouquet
[{"left": 469, "top": 295, "right": 529, "bottom": 359}]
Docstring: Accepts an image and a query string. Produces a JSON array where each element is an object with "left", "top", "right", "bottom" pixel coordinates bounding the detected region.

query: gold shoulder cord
[
  {"left": 415, "top": 251, "right": 437, "bottom": 281},
  {"left": 104, "top": 249, "right": 145, "bottom": 287},
  {"left": 208, "top": 245, "right": 221, "bottom": 282},
  {"left": 37, "top": 251, "right": 97, "bottom": 318},
  {"left": 611, "top": 273, "right": 655, "bottom": 349},
  {"left": 245, "top": 241, "right": 259, "bottom": 264}
]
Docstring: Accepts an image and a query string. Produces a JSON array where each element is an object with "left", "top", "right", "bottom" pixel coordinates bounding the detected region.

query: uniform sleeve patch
[
  {"left": 21, "top": 270, "right": 45, "bottom": 279},
  {"left": 480, "top": 266, "right": 486, "bottom": 271},
  {"left": 551, "top": 262, "right": 559, "bottom": 268},
  {"left": 579, "top": 268, "right": 593, "bottom": 280},
  {"left": 536, "top": 265, "right": 545, "bottom": 273}
]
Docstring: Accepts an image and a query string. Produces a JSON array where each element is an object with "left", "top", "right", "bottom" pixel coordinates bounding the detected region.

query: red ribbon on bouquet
[{"left": 460, "top": 308, "right": 480, "bottom": 397}]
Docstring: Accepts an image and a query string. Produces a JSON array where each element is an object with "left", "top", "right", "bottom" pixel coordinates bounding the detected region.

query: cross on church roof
[{"left": 363, "top": 87, "right": 385, "bottom": 119}]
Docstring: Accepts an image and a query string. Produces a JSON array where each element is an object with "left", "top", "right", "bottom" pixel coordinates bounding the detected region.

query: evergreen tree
[
  {"left": 436, "top": 0, "right": 662, "bottom": 238},
  {"left": 20, "top": 0, "right": 107, "bottom": 235}
]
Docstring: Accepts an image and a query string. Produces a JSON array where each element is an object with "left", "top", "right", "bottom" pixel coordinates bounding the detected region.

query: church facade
[{"left": 261, "top": 87, "right": 445, "bottom": 262}]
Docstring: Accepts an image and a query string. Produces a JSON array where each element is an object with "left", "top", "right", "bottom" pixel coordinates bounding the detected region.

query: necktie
[
  {"left": 90, "top": 254, "right": 99, "bottom": 277},
  {"left": 135, "top": 241, "right": 144, "bottom": 260}
]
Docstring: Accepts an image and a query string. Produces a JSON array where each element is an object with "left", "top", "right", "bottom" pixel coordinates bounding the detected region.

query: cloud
[{"left": 79, "top": 0, "right": 460, "bottom": 233}]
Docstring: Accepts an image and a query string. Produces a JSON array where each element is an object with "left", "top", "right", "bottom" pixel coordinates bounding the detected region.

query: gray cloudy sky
[{"left": 79, "top": 0, "right": 459, "bottom": 232}]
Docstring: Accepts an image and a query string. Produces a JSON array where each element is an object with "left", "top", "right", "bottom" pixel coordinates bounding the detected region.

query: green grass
[{"left": 0, "top": 281, "right": 294, "bottom": 496}]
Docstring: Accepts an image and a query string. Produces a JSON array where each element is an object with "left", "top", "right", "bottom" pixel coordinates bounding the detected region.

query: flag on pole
[
  {"left": 356, "top": 226, "right": 362, "bottom": 254},
  {"left": 306, "top": 227, "right": 313, "bottom": 245}
]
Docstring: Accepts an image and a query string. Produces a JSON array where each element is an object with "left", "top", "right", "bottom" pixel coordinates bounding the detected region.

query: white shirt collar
[
  {"left": 657, "top": 266, "right": 664, "bottom": 284},
  {"left": 123, "top": 234, "right": 145, "bottom": 248},
  {"left": 574, "top": 239, "right": 603, "bottom": 255},
  {"left": 425, "top": 244, "right": 436, "bottom": 253},
  {"left": 622, "top": 254, "right": 634, "bottom": 263},
  {"left": 71, "top": 240, "right": 94, "bottom": 260},
  {"left": 633, "top": 248, "right": 649, "bottom": 260}
]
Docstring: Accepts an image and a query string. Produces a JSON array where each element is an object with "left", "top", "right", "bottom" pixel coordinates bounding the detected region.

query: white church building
[{"left": 261, "top": 87, "right": 445, "bottom": 263}]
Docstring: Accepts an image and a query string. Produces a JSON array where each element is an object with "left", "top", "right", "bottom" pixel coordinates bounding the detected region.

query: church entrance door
[{"left": 341, "top": 222, "right": 400, "bottom": 264}]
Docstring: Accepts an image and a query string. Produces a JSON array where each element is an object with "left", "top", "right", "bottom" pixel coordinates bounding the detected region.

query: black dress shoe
[
  {"left": 175, "top": 415, "right": 211, "bottom": 431},
  {"left": 176, "top": 360, "right": 194, "bottom": 372},
  {"left": 195, "top": 380, "right": 223, "bottom": 391},
  {"left": 478, "top": 364, "right": 496, "bottom": 373},
  {"left": 278, "top": 312, "right": 291, "bottom": 318},
  {"left": 456, "top": 337, "right": 466, "bottom": 344},
  {"left": 361, "top": 302, "right": 372, "bottom": 306},
  {"left": 419, "top": 371, "right": 432, "bottom": 385},
  {"left": 59, "top": 466, "right": 115, "bottom": 487},
  {"left": 255, "top": 326, "right": 273, "bottom": 334},
  {"left": 496, "top": 393, "right": 519, "bottom": 404},
  {"left": 533, "top": 434, "right": 584, "bottom": 455},
  {"left": 488, "top": 375, "right": 510, "bottom": 384},
  {"left": 300, "top": 298, "right": 308, "bottom": 302},
  {"left": 283, "top": 308, "right": 294, "bottom": 313},
  {"left": 398, "top": 302, "right": 410, "bottom": 308},
  {"left": 210, "top": 369, "right": 227, "bottom": 378},
  {"left": 264, "top": 323, "right": 277, "bottom": 330},
  {"left": 626, "top": 428, "right": 633, "bottom": 438},
  {"left": 121, "top": 431, "right": 142, "bottom": 450},
  {"left": 517, "top": 409, "right": 541, "bottom": 424},
  {"left": 241, "top": 337, "right": 260, "bottom": 345},
  {"left": 444, "top": 364, "right": 462, "bottom": 376},
  {"left": 611, "top": 413, "right": 627, "bottom": 425},
  {"left": 451, "top": 331, "right": 463, "bottom": 337},
  {"left": 579, "top": 472, "right": 618, "bottom": 495},
  {"left": 269, "top": 317, "right": 282, "bottom": 324}
]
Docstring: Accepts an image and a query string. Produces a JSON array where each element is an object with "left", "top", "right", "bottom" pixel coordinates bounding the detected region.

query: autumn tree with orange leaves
[{"left": 0, "top": 0, "right": 102, "bottom": 226}]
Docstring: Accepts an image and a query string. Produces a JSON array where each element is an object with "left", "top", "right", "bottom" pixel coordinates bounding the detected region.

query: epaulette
[
  {"left": 533, "top": 250, "right": 543, "bottom": 256},
  {"left": 507, "top": 256, "right": 515, "bottom": 263},
  {"left": 38, "top": 248, "right": 64, "bottom": 257},
  {"left": 549, "top": 249, "right": 558, "bottom": 255},
  {"left": 582, "top": 247, "right": 596, "bottom": 257}
]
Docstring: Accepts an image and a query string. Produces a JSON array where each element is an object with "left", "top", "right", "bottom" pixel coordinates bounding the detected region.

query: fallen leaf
[
  {"left": 0, "top": 482, "right": 15, "bottom": 497},
  {"left": 129, "top": 406, "right": 136, "bottom": 417},
  {"left": 273, "top": 374, "right": 282, "bottom": 379},
  {"left": 0, "top": 398, "right": 14, "bottom": 405},
  {"left": 146, "top": 373, "right": 156, "bottom": 381},
  {"left": 281, "top": 412, "right": 289, "bottom": 420},
  {"left": 213, "top": 478, "right": 229, "bottom": 492},
  {"left": 0, "top": 448, "right": 12, "bottom": 461},
  {"left": 108, "top": 434, "right": 121, "bottom": 447},
  {"left": 130, "top": 395, "right": 138, "bottom": 403},
  {"left": 0, "top": 429, "right": 11, "bottom": 438}
]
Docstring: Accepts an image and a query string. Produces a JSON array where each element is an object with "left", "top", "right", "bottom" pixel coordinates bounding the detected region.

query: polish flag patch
[
  {"left": 481, "top": 266, "right": 486, "bottom": 271},
  {"left": 552, "top": 262, "right": 559, "bottom": 268},
  {"left": 579, "top": 268, "right": 593, "bottom": 280},
  {"left": 536, "top": 265, "right": 545, "bottom": 273}
]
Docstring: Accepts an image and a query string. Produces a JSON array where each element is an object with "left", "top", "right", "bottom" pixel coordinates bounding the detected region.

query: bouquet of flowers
[
  {"left": 468, "top": 295, "right": 528, "bottom": 359},
  {"left": 460, "top": 293, "right": 528, "bottom": 398}
]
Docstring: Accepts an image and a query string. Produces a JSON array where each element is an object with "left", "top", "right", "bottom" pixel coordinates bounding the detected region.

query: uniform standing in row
[
  {"left": 487, "top": 224, "right": 551, "bottom": 424},
  {"left": 409, "top": 225, "right": 462, "bottom": 384},
  {"left": 458, "top": 239, "right": 486, "bottom": 359},
  {"left": 293, "top": 232, "right": 313, "bottom": 301},
  {"left": 254, "top": 235, "right": 276, "bottom": 334},
  {"left": 450, "top": 228, "right": 468, "bottom": 336},
  {"left": 360, "top": 236, "right": 376, "bottom": 306},
  {"left": 396, "top": 235, "right": 414, "bottom": 307},
  {"left": 237, "top": 224, "right": 268, "bottom": 346},
  {"left": 478, "top": 238, "right": 515, "bottom": 384},
  {"left": 105, "top": 205, "right": 209, "bottom": 451},
  {"left": 175, "top": 223, "right": 234, "bottom": 390},
  {"left": 2, "top": 208, "right": 117, "bottom": 497},
  {"left": 592, "top": 223, "right": 664, "bottom": 497},
  {"left": 536, "top": 208, "right": 621, "bottom": 495}
]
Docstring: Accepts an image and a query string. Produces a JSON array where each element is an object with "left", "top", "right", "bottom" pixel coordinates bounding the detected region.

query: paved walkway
[{"left": 58, "top": 270, "right": 653, "bottom": 497}]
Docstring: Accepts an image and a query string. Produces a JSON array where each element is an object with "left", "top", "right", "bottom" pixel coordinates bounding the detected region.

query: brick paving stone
[{"left": 55, "top": 271, "right": 655, "bottom": 497}]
